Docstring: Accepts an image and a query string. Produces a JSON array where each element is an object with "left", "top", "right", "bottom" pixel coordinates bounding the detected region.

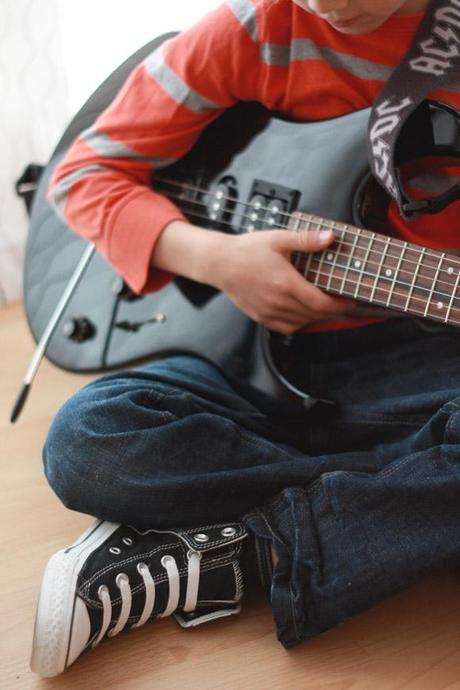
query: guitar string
[
  {"left": 156, "top": 176, "right": 460, "bottom": 275},
  {"left": 282, "top": 252, "right": 460, "bottom": 320},
  {"left": 300, "top": 263, "right": 460, "bottom": 325},
  {"left": 156, "top": 178, "right": 460, "bottom": 288},
  {"left": 167, "top": 195, "right": 460, "bottom": 305},
  {"left": 160, "top": 196, "right": 460, "bottom": 315},
  {"left": 302, "top": 255, "right": 460, "bottom": 322},
  {"left": 159, "top": 188, "right": 460, "bottom": 301}
]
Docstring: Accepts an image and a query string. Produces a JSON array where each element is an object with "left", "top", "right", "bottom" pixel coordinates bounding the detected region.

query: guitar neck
[
  {"left": 155, "top": 175, "right": 460, "bottom": 328},
  {"left": 289, "top": 212, "right": 460, "bottom": 327}
]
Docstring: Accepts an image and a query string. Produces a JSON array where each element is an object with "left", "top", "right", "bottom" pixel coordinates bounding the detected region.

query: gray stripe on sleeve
[
  {"left": 144, "top": 47, "right": 221, "bottom": 113},
  {"left": 261, "top": 38, "right": 460, "bottom": 92},
  {"left": 260, "top": 43, "right": 290, "bottom": 67},
  {"left": 226, "top": 0, "right": 258, "bottom": 41},
  {"left": 81, "top": 127, "right": 176, "bottom": 168},
  {"left": 260, "top": 38, "right": 393, "bottom": 82},
  {"left": 49, "top": 164, "right": 109, "bottom": 219},
  {"left": 294, "top": 41, "right": 393, "bottom": 81}
]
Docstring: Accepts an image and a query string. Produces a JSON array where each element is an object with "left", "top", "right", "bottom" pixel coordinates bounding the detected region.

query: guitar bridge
[{"left": 243, "top": 180, "right": 300, "bottom": 232}]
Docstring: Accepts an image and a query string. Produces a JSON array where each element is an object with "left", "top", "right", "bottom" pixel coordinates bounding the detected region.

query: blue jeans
[{"left": 43, "top": 317, "right": 460, "bottom": 648}]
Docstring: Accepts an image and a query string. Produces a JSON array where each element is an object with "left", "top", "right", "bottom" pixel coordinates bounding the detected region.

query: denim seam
[
  {"left": 268, "top": 487, "right": 306, "bottom": 514},
  {"left": 445, "top": 409, "right": 460, "bottom": 441},
  {"left": 146, "top": 386, "right": 193, "bottom": 400},
  {"left": 289, "top": 581, "right": 301, "bottom": 641},
  {"left": 211, "top": 416, "right": 296, "bottom": 460},
  {"left": 373, "top": 451, "right": 425, "bottom": 481},
  {"left": 235, "top": 428, "right": 289, "bottom": 455},
  {"left": 257, "top": 509, "right": 284, "bottom": 547},
  {"left": 251, "top": 507, "right": 302, "bottom": 642},
  {"left": 376, "top": 406, "right": 460, "bottom": 478},
  {"left": 146, "top": 388, "right": 191, "bottom": 418},
  {"left": 261, "top": 491, "right": 307, "bottom": 643}
]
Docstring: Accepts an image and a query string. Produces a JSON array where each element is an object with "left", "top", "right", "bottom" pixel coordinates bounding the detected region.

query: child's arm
[
  {"left": 47, "top": 4, "right": 258, "bottom": 295},
  {"left": 152, "top": 220, "right": 356, "bottom": 333}
]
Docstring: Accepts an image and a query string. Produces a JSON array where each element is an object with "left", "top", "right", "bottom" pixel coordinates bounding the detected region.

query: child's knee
[{"left": 42, "top": 388, "right": 104, "bottom": 511}]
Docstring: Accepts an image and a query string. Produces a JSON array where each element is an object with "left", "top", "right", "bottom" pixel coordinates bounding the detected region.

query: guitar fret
[
  {"left": 423, "top": 253, "right": 445, "bottom": 318},
  {"left": 302, "top": 216, "right": 315, "bottom": 278},
  {"left": 280, "top": 206, "right": 460, "bottom": 327},
  {"left": 313, "top": 217, "right": 328, "bottom": 288},
  {"left": 386, "top": 241, "right": 407, "bottom": 307},
  {"left": 293, "top": 215, "right": 302, "bottom": 271},
  {"left": 340, "top": 225, "right": 360, "bottom": 294},
  {"left": 369, "top": 236, "right": 391, "bottom": 303},
  {"left": 326, "top": 221, "right": 345, "bottom": 292},
  {"left": 404, "top": 247, "right": 426, "bottom": 312},
  {"left": 353, "top": 232, "right": 375, "bottom": 299},
  {"left": 445, "top": 265, "right": 460, "bottom": 323}
]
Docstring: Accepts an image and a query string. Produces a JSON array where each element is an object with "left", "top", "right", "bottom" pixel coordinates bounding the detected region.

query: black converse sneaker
[{"left": 31, "top": 519, "right": 248, "bottom": 677}]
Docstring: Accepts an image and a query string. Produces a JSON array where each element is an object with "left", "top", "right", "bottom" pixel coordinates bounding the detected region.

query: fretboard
[
  {"left": 155, "top": 175, "right": 460, "bottom": 328},
  {"left": 289, "top": 212, "right": 460, "bottom": 327}
]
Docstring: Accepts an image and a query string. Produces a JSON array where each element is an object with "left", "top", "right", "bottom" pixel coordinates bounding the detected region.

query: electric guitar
[{"left": 23, "top": 95, "right": 460, "bottom": 408}]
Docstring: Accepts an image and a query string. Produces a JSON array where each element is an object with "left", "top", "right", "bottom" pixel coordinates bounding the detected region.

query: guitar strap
[{"left": 368, "top": 0, "right": 460, "bottom": 219}]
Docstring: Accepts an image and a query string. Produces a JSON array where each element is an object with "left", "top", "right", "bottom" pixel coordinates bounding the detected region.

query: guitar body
[
  {"left": 23, "top": 36, "right": 460, "bottom": 404},
  {"left": 24, "top": 34, "right": 370, "bottom": 393}
]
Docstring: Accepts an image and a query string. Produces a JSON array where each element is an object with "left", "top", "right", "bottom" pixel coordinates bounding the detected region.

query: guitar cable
[{"left": 10, "top": 243, "right": 96, "bottom": 423}]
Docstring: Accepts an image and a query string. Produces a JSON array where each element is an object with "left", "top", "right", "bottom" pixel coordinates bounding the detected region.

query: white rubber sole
[{"left": 30, "top": 520, "right": 120, "bottom": 677}]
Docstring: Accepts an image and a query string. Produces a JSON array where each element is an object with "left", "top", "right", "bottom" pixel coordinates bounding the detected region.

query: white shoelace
[{"left": 92, "top": 549, "right": 202, "bottom": 647}]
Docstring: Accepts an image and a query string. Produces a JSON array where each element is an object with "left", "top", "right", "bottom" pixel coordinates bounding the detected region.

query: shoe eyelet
[
  {"left": 122, "top": 537, "right": 134, "bottom": 546},
  {"left": 221, "top": 527, "right": 237, "bottom": 537},
  {"left": 193, "top": 533, "right": 209, "bottom": 543},
  {"left": 109, "top": 546, "right": 121, "bottom": 555},
  {"left": 137, "top": 562, "right": 148, "bottom": 575}
]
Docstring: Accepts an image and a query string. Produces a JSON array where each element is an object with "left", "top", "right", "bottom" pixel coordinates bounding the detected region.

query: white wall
[
  {"left": 58, "top": 0, "right": 220, "bottom": 114},
  {"left": 0, "top": 0, "right": 220, "bottom": 306}
]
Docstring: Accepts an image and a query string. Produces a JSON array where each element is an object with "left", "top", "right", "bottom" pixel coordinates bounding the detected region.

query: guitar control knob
[{"left": 62, "top": 317, "right": 96, "bottom": 342}]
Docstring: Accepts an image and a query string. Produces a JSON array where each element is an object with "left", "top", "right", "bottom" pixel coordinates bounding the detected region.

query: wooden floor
[{"left": 3, "top": 301, "right": 460, "bottom": 689}]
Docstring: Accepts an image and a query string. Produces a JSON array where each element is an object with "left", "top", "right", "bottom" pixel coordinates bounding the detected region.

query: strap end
[{"left": 10, "top": 383, "right": 31, "bottom": 424}]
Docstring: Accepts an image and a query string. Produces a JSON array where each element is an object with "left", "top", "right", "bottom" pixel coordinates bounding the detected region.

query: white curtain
[
  {"left": 0, "top": 0, "right": 69, "bottom": 305},
  {"left": 0, "top": 0, "right": 219, "bottom": 306}
]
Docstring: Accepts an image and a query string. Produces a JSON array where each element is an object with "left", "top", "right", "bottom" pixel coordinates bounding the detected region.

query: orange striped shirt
[{"left": 49, "top": 0, "right": 460, "bottom": 329}]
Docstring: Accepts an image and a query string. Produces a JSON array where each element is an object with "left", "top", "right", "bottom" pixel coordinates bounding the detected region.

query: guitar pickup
[
  {"left": 206, "top": 176, "right": 237, "bottom": 229},
  {"left": 242, "top": 179, "right": 300, "bottom": 232}
]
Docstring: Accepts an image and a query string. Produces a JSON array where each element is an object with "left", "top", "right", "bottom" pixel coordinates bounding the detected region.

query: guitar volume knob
[{"left": 62, "top": 317, "right": 96, "bottom": 342}]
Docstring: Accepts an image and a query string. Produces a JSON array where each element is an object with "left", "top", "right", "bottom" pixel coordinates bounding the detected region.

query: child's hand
[{"left": 214, "top": 229, "right": 356, "bottom": 334}]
